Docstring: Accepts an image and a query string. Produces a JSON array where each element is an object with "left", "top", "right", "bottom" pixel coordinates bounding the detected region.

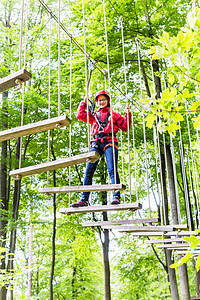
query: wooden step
[
  {"left": 0, "top": 68, "right": 32, "bottom": 92},
  {"left": 82, "top": 218, "right": 159, "bottom": 227},
  {"left": 59, "top": 202, "right": 142, "bottom": 215},
  {"left": 164, "top": 231, "right": 198, "bottom": 236},
  {"left": 38, "top": 183, "right": 126, "bottom": 194},
  {"left": 177, "top": 251, "right": 200, "bottom": 256},
  {"left": 0, "top": 114, "right": 71, "bottom": 142},
  {"left": 145, "top": 237, "right": 200, "bottom": 244},
  {"left": 102, "top": 225, "right": 175, "bottom": 232},
  {"left": 157, "top": 243, "right": 199, "bottom": 249},
  {"left": 9, "top": 151, "right": 100, "bottom": 180}
]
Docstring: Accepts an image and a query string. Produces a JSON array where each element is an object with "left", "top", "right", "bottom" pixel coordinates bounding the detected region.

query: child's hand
[
  {"left": 84, "top": 95, "right": 89, "bottom": 103},
  {"left": 125, "top": 103, "right": 130, "bottom": 111}
]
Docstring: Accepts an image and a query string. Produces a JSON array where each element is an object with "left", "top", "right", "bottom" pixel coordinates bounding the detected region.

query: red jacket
[{"left": 77, "top": 102, "right": 131, "bottom": 144}]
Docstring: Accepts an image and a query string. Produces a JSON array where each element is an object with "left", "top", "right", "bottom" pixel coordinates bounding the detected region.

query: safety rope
[
  {"left": 82, "top": 0, "right": 90, "bottom": 151},
  {"left": 58, "top": 0, "right": 61, "bottom": 116},
  {"left": 103, "top": 0, "right": 117, "bottom": 185},
  {"left": 136, "top": 38, "right": 151, "bottom": 217},
  {"left": 38, "top": 0, "right": 140, "bottom": 111},
  {"left": 47, "top": 13, "right": 52, "bottom": 187},
  {"left": 178, "top": 125, "right": 192, "bottom": 231},
  {"left": 19, "top": 0, "right": 26, "bottom": 170},
  {"left": 120, "top": 17, "right": 131, "bottom": 202},
  {"left": 69, "top": 37, "right": 72, "bottom": 206}
]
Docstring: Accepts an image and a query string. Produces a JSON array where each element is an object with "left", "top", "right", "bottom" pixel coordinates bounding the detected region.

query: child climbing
[{"left": 71, "top": 90, "right": 131, "bottom": 207}]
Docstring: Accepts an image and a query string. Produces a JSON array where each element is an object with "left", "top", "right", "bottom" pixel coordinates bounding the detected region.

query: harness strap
[
  {"left": 103, "top": 143, "right": 118, "bottom": 152},
  {"left": 93, "top": 132, "right": 116, "bottom": 139},
  {"left": 96, "top": 111, "right": 110, "bottom": 132}
]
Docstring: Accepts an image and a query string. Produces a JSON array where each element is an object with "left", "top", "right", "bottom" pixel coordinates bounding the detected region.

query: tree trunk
[
  {"left": 7, "top": 138, "right": 21, "bottom": 300},
  {"left": 0, "top": 91, "right": 8, "bottom": 300},
  {"left": 165, "top": 250, "right": 180, "bottom": 300},
  {"left": 28, "top": 223, "right": 33, "bottom": 299},
  {"left": 166, "top": 144, "right": 190, "bottom": 300},
  {"left": 195, "top": 269, "right": 200, "bottom": 296},
  {"left": 100, "top": 156, "right": 111, "bottom": 300}
]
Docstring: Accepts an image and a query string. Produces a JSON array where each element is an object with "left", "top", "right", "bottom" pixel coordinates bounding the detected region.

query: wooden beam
[
  {"left": 0, "top": 114, "right": 71, "bottom": 142},
  {"left": 59, "top": 202, "right": 142, "bottom": 215},
  {"left": 38, "top": 183, "right": 126, "bottom": 194},
  {"left": 9, "top": 151, "right": 100, "bottom": 180},
  {"left": 0, "top": 68, "right": 32, "bottom": 92},
  {"left": 82, "top": 218, "right": 159, "bottom": 227},
  {"left": 102, "top": 225, "right": 175, "bottom": 232}
]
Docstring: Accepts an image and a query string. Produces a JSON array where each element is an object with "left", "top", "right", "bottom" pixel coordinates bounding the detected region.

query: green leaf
[
  {"left": 170, "top": 253, "right": 193, "bottom": 268},
  {"left": 168, "top": 74, "right": 175, "bottom": 85},
  {"left": 196, "top": 255, "right": 200, "bottom": 272}
]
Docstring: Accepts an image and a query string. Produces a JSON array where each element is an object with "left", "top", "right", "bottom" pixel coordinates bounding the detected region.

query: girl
[{"left": 72, "top": 90, "right": 131, "bottom": 207}]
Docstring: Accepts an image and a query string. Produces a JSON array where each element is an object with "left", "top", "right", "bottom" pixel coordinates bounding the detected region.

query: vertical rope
[
  {"left": 162, "top": 72, "right": 181, "bottom": 224},
  {"left": 131, "top": 112, "right": 138, "bottom": 202},
  {"left": 19, "top": 0, "right": 25, "bottom": 70},
  {"left": 185, "top": 102, "right": 200, "bottom": 214},
  {"left": 150, "top": 58, "right": 163, "bottom": 222},
  {"left": 82, "top": 0, "right": 90, "bottom": 151},
  {"left": 170, "top": 134, "right": 181, "bottom": 224},
  {"left": 120, "top": 17, "right": 131, "bottom": 201},
  {"left": 136, "top": 38, "right": 151, "bottom": 217},
  {"left": 102, "top": 0, "right": 117, "bottom": 185},
  {"left": 69, "top": 37, "right": 72, "bottom": 207},
  {"left": 47, "top": 13, "right": 52, "bottom": 187},
  {"left": 19, "top": 0, "right": 25, "bottom": 169},
  {"left": 153, "top": 126, "right": 163, "bottom": 224},
  {"left": 58, "top": 0, "right": 61, "bottom": 116},
  {"left": 23, "top": 0, "right": 29, "bottom": 68}
]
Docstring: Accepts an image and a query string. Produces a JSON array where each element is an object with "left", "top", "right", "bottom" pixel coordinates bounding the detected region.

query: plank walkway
[
  {"left": 10, "top": 151, "right": 100, "bottom": 180},
  {"left": 0, "top": 114, "right": 71, "bottom": 142},
  {"left": 59, "top": 202, "right": 142, "bottom": 215},
  {"left": 38, "top": 183, "right": 126, "bottom": 194},
  {"left": 82, "top": 218, "right": 159, "bottom": 227},
  {"left": 0, "top": 68, "right": 32, "bottom": 92}
]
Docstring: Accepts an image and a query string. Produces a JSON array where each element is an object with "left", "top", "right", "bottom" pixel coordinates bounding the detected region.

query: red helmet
[{"left": 95, "top": 90, "right": 110, "bottom": 102}]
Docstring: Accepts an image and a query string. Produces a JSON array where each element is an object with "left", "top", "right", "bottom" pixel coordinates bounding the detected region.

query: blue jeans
[{"left": 82, "top": 141, "right": 120, "bottom": 202}]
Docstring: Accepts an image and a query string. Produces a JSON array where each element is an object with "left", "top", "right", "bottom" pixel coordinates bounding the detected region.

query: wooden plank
[
  {"left": 157, "top": 243, "right": 191, "bottom": 249},
  {"left": 9, "top": 151, "right": 100, "bottom": 180},
  {"left": 164, "top": 231, "right": 198, "bottom": 236},
  {"left": 177, "top": 251, "right": 200, "bottom": 255},
  {"left": 0, "top": 68, "right": 32, "bottom": 92},
  {"left": 82, "top": 218, "right": 159, "bottom": 227},
  {"left": 145, "top": 237, "right": 200, "bottom": 244},
  {"left": 59, "top": 202, "right": 142, "bottom": 215},
  {"left": 129, "top": 232, "right": 166, "bottom": 237},
  {"left": 0, "top": 114, "right": 71, "bottom": 142},
  {"left": 38, "top": 183, "right": 126, "bottom": 194},
  {"left": 102, "top": 225, "right": 175, "bottom": 232}
]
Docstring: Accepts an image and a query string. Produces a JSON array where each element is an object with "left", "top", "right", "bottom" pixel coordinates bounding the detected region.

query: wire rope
[
  {"left": 120, "top": 17, "right": 131, "bottom": 202},
  {"left": 136, "top": 38, "right": 151, "bottom": 217},
  {"left": 102, "top": 0, "right": 117, "bottom": 185}
]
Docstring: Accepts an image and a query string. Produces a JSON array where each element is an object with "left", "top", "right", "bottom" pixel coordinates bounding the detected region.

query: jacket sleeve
[
  {"left": 115, "top": 111, "right": 131, "bottom": 132},
  {"left": 76, "top": 101, "right": 95, "bottom": 125}
]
